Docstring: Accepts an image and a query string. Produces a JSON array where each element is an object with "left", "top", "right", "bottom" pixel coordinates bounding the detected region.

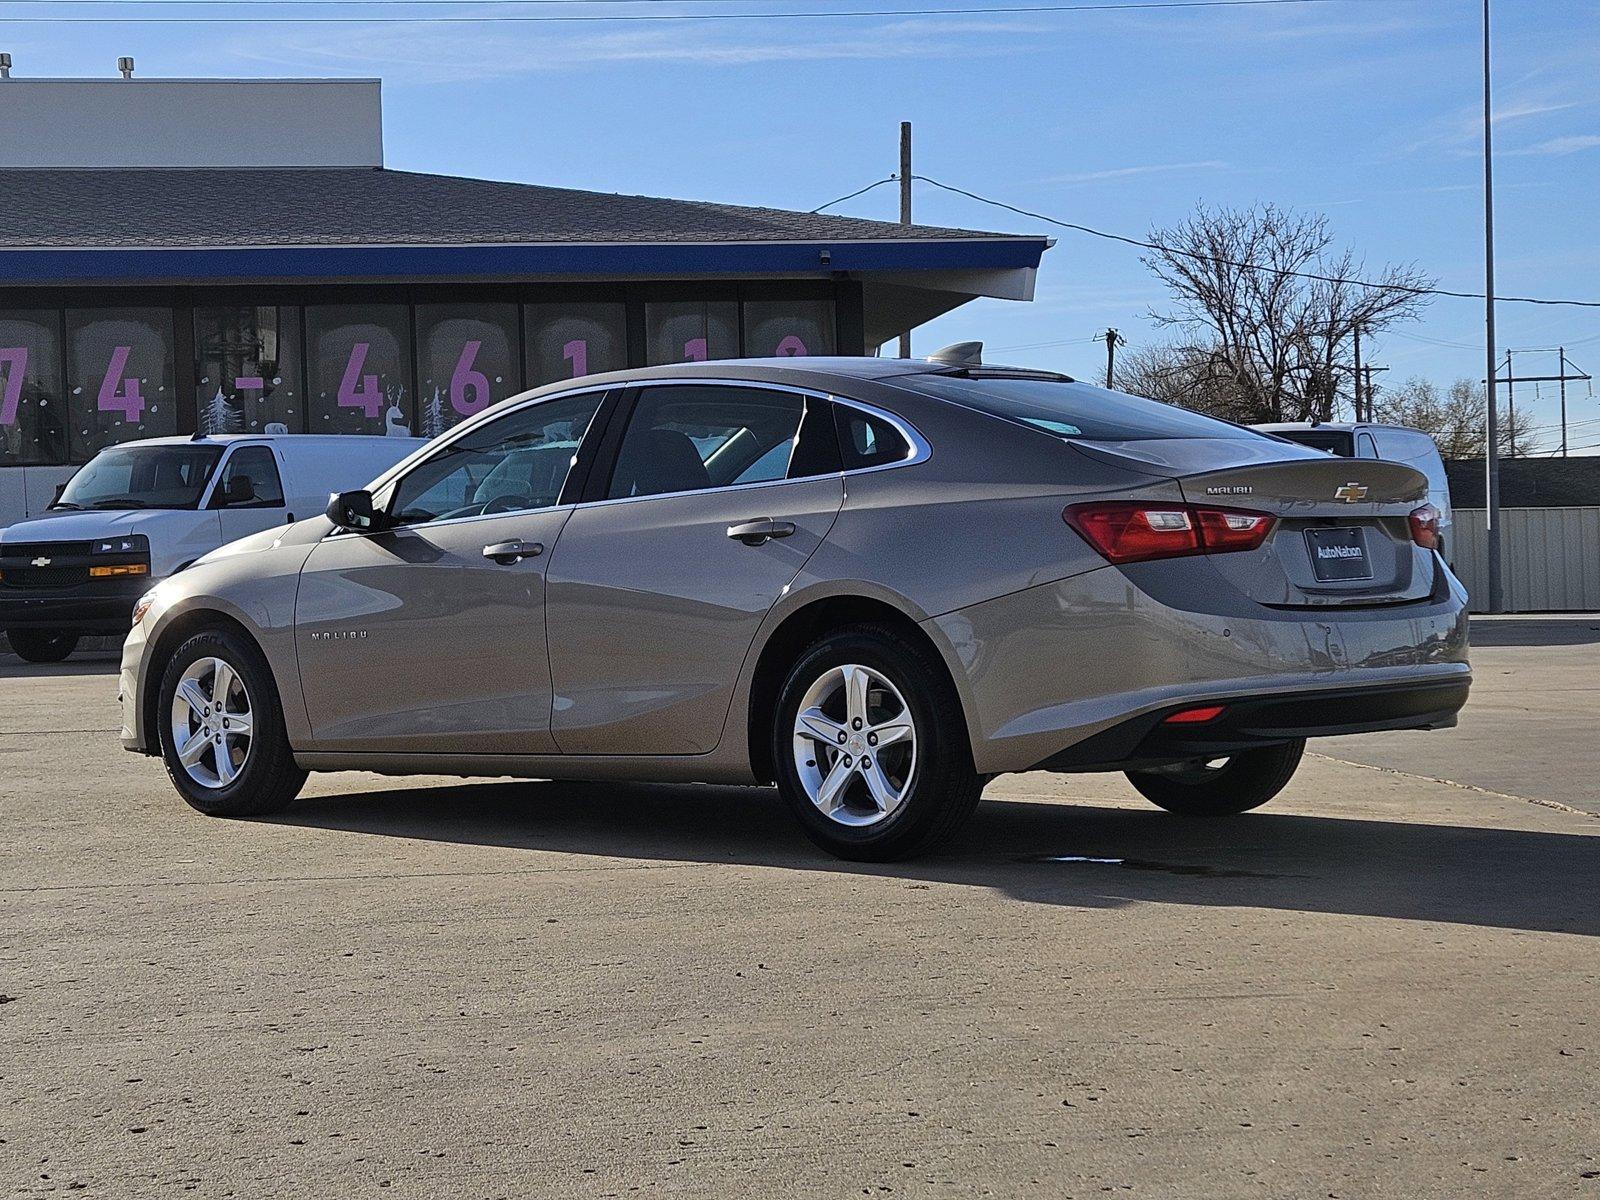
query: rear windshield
[
  {"left": 1274, "top": 429, "right": 1355, "bottom": 457},
  {"left": 907, "top": 376, "right": 1261, "bottom": 441}
]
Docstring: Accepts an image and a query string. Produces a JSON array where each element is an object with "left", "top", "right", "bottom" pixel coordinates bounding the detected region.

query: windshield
[
  {"left": 907, "top": 376, "right": 1263, "bottom": 442},
  {"left": 54, "top": 443, "right": 224, "bottom": 510},
  {"left": 1274, "top": 429, "right": 1355, "bottom": 457}
]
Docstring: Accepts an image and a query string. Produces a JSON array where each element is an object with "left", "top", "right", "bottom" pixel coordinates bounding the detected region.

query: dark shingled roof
[{"left": 0, "top": 167, "right": 1020, "bottom": 249}]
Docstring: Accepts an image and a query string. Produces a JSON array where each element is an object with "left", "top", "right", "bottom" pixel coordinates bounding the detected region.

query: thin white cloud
[
  {"left": 1507, "top": 134, "right": 1600, "bottom": 157},
  {"left": 1046, "top": 160, "right": 1228, "bottom": 185},
  {"left": 1492, "top": 100, "right": 1581, "bottom": 125},
  {"left": 225, "top": 17, "right": 1044, "bottom": 81}
]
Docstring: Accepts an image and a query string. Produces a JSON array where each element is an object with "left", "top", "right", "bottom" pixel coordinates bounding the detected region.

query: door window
[
  {"left": 836, "top": 406, "right": 911, "bottom": 470},
  {"left": 214, "top": 445, "right": 284, "bottom": 508},
  {"left": 388, "top": 389, "right": 605, "bottom": 526},
  {"left": 605, "top": 386, "right": 808, "bottom": 501}
]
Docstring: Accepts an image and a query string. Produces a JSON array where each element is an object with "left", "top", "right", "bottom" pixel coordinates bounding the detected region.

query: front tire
[
  {"left": 156, "top": 626, "right": 307, "bottom": 818},
  {"left": 1126, "top": 740, "right": 1305, "bottom": 816},
  {"left": 6, "top": 628, "right": 79, "bottom": 663},
  {"left": 773, "top": 624, "right": 983, "bottom": 861}
]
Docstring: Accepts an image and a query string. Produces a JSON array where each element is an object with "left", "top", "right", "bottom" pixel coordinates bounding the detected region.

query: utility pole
[
  {"left": 1363, "top": 364, "right": 1388, "bottom": 414},
  {"left": 1559, "top": 347, "right": 1568, "bottom": 456},
  {"left": 897, "top": 121, "right": 912, "bottom": 359},
  {"left": 1352, "top": 323, "right": 1363, "bottom": 421},
  {"left": 1101, "top": 327, "right": 1124, "bottom": 388},
  {"left": 1504, "top": 350, "right": 1514, "bottom": 456},
  {"left": 1481, "top": 0, "right": 1503, "bottom": 612}
]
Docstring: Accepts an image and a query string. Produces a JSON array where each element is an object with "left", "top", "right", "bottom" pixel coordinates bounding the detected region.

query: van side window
[
  {"left": 215, "top": 446, "right": 284, "bottom": 508},
  {"left": 1357, "top": 433, "right": 1378, "bottom": 458}
]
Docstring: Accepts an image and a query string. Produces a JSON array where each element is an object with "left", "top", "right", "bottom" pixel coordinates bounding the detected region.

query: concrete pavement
[{"left": 2, "top": 626, "right": 1597, "bottom": 1198}]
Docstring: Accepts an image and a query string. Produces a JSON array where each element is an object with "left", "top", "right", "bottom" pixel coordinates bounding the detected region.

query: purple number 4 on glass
[{"left": 0, "top": 347, "right": 25, "bottom": 426}]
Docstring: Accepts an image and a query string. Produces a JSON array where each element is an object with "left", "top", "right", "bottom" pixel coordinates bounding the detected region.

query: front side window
[
  {"left": 909, "top": 375, "right": 1264, "bottom": 442},
  {"left": 606, "top": 386, "right": 807, "bottom": 501},
  {"left": 388, "top": 389, "right": 605, "bottom": 526},
  {"left": 214, "top": 446, "right": 285, "bottom": 508},
  {"left": 55, "top": 443, "right": 223, "bottom": 511}
]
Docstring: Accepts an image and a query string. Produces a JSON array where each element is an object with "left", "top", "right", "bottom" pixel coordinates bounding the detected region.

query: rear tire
[
  {"left": 772, "top": 624, "right": 983, "bottom": 861},
  {"left": 6, "top": 628, "right": 79, "bottom": 663},
  {"left": 1126, "top": 740, "right": 1305, "bottom": 816},
  {"left": 157, "top": 626, "right": 307, "bottom": 818}
]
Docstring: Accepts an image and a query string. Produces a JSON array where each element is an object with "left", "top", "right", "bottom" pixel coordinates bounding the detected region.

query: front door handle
[
  {"left": 727, "top": 518, "right": 796, "bottom": 546},
  {"left": 483, "top": 539, "right": 544, "bottom": 564}
]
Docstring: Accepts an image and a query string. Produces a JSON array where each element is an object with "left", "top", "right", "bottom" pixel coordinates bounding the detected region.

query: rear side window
[
  {"left": 908, "top": 376, "right": 1261, "bottom": 441},
  {"left": 835, "top": 406, "right": 910, "bottom": 469}
]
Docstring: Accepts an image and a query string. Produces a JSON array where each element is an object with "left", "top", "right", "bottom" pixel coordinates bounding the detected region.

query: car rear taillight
[
  {"left": 1063, "top": 502, "right": 1274, "bottom": 565},
  {"left": 1408, "top": 503, "right": 1442, "bottom": 550}
]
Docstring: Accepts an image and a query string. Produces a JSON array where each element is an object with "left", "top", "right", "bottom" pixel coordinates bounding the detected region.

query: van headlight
[{"left": 93, "top": 534, "right": 149, "bottom": 555}]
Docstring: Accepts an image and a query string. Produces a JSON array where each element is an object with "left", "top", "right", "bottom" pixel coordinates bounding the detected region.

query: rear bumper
[
  {"left": 0, "top": 578, "right": 150, "bottom": 634},
  {"left": 1035, "top": 677, "right": 1469, "bottom": 772}
]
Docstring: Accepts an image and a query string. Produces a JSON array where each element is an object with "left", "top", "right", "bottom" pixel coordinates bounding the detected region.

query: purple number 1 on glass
[{"left": 562, "top": 339, "right": 588, "bottom": 379}]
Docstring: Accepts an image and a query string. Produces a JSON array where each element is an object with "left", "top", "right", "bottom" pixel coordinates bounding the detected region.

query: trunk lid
[{"left": 1071, "top": 438, "right": 1436, "bottom": 607}]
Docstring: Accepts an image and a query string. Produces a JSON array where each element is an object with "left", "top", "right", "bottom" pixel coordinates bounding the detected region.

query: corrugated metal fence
[{"left": 1451, "top": 507, "right": 1600, "bottom": 612}]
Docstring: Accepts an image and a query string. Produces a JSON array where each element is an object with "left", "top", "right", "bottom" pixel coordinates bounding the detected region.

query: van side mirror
[{"left": 325, "top": 489, "right": 385, "bottom": 532}]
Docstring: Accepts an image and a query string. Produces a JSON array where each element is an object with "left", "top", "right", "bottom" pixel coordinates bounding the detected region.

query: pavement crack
[{"left": 1308, "top": 752, "right": 1598, "bottom": 820}]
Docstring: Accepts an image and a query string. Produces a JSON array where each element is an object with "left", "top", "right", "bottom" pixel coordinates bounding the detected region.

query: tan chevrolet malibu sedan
[{"left": 119, "top": 353, "right": 1469, "bottom": 860}]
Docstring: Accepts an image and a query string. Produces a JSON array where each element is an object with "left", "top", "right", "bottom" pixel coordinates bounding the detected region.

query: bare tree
[
  {"left": 1139, "top": 204, "right": 1434, "bottom": 423},
  {"left": 1371, "top": 376, "right": 1537, "bottom": 459}
]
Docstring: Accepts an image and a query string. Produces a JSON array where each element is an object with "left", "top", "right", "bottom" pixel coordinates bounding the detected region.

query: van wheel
[
  {"left": 1126, "top": 740, "right": 1305, "bottom": 816},
  {"left": 773, "top": 624, "right": 983, "bottom": 862},
  {"left": 156, "top": 627, "right": 307, "bottom": 818},
  {"left": 6, "top": 629, "right": 79, "bottom": 663}
]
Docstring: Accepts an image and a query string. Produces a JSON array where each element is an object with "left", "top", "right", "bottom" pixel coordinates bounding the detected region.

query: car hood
[
  {"left": 191, "top": 514, "right": 335, "bottom": 568},
  {"left": 0, "top": 507, "right": 196, "bottom": 544}
]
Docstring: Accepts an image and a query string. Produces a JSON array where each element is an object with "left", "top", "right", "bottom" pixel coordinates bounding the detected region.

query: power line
[
  {"left": 810, "top": 177, "right": 897, "bottom": 214},
  {"left": 0, "top": 0, "right": 1407, "bottom": 20},
  {"left": 908, "top": 173, "right": 1600, "bottom": 310}
]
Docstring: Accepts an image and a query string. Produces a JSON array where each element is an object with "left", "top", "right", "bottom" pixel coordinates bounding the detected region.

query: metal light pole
[
  {"left": 1481, "top": 0, "right": 1503, "bottom": 613},
  {"left": 897, "top": 121, "right": 912, "bottom": 359}
]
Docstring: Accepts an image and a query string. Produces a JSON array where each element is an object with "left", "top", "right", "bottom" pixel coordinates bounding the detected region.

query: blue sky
[{"left": 6, "top": 0, "right": 1598, "bottom": 450}]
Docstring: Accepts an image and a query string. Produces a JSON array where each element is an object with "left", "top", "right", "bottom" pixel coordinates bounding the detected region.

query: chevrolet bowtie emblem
[
  {"left": 1334, "top": 483, "right": 1368, "bottom": 503},
  {"left": 31, "top": 556, "right": 51, "bottom": 567}
]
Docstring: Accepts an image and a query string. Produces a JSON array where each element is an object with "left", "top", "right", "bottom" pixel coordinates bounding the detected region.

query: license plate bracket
[{"left": 1306, "top": 526, "right": 1373, "bottom": 582}]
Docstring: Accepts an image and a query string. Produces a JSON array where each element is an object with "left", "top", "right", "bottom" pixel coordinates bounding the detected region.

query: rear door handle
[
  {"left": 482, "top": 539, "right": 544, "bottom": 564},
  {"left": 726, "top": 518, "right": 796, "bottom": 546}
]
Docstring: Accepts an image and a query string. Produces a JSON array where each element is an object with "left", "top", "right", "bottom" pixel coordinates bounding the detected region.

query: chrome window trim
[{"left": 568, "top": 378, "right": 929, "bottom": 513}]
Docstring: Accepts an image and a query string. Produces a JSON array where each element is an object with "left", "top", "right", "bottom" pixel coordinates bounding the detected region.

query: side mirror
[{"left": 325, "top": 489, "right": 385, "bottom": 532}]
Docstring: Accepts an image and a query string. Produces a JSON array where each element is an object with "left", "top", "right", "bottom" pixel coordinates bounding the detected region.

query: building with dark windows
[{"left": 0, "top": 74, "right": 1049, "bottom": 526}]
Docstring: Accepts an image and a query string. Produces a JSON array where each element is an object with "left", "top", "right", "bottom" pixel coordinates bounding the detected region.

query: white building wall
[{"left": 0, "top": 79, "right": 382, "bottom": 168}]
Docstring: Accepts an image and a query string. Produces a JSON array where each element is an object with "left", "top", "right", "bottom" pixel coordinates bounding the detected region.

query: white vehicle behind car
[
  {"left": 1, "top": 434, "right": 424, "bottom": 662},
  {"left": 1254, "top": 421, "right": 1454, "bottom": 559}
]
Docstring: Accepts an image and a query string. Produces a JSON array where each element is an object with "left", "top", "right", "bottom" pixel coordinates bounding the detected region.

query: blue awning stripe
[{"left": 0, "top": 238, "right": 1047, "bottom": 284}]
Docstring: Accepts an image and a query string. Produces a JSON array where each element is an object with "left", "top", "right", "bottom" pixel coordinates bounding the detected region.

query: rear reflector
[
  {"left": 1163, "top": 705, "right": 1226, "bottom": 724},
  {"left": 1063, "top": 502, "right": 1274, "bottom": 565},
  {"left": 1408, "top": 503, "right": 1442, "bottom": 550}
]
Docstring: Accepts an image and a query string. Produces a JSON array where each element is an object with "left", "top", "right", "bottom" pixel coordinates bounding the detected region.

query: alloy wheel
[
  {"left": 169, "top": 656, "right": 254, "bottom": 789},
  {"left": 791, "top": 663, "right": 917, "bottom": 827}
]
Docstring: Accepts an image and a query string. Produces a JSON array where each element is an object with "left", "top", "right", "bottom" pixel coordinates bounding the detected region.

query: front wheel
[
  {"left": 1126, "top": 740, "right": 1305, "bottom": 817},
  {"left": 773, "top": 624, "right": 983, "bottom": 861},
  {"left": 6, "top": 628, "right": 79, "bottom": 663},
  {"left": 157, "top": 626, "right": 307, "bottom": 818}
]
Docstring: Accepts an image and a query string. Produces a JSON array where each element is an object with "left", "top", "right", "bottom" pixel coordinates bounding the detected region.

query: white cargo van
[
  {"left": 1253, "top": 421, "right": 1454, "bottom": 560},
  {"left": 0, "top": 434, "right": 423, "bottom": 662}
]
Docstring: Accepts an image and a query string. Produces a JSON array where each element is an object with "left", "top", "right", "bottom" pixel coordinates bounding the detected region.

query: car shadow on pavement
[
  {"left": 274, "top": 780, "right": 1600, "bottom": 937},
  {"left": 0, "top": 649, "right": 123, "bottom": 679}
]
